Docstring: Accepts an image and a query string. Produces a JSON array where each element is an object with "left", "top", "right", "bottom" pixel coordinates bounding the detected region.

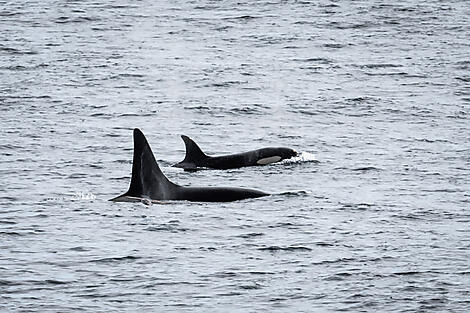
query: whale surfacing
[
  {"left": 110, "top": 129, "right": 268, "bottom": 203},
  {"left": 173, "top": 135, "right": 297, "bottom": 170}
]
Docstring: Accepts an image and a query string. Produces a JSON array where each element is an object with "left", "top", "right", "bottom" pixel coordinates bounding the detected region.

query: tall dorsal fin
[
  {"left": 111, "top": 129, "right": 177, "bottom": 201},
  {"left": 180, "top": 135, "right": 208, "bottom": 163}
]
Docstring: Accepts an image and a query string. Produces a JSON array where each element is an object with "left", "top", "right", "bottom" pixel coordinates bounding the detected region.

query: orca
[
  {"left": 110, "top": 129, "right": 269, "bottom": 203},
  {"left": 173, "top": 135, "right": 298, "bottom": 170}
]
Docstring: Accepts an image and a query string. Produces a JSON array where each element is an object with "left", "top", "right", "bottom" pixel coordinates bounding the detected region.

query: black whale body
[
  {"left": 174, "top": 135, "right": 297, "bottom": 170},
  {"left": 110, "top": 129, "right": 268, "bottom": 203}
]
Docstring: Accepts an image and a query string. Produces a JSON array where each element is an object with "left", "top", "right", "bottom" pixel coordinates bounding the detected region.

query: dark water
[{"left": 1, "top": 0, "right": 469, "bottom": 311}]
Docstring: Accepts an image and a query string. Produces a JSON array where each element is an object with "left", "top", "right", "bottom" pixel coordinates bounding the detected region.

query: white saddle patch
[{"left": 257, "top": 156, "right": 282, "bottom": 165}]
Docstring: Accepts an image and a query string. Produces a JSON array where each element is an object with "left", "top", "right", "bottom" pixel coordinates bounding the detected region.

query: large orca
[
  {"left": 110, "top": 129, "right": 269, "bottom": 203},
  {"left": 173, "top": 135, "right": 298, "bottom": 170}
]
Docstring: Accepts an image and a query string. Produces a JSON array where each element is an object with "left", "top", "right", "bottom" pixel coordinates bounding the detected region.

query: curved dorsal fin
[
  {"left": 113, "top": 129, "right": 176, "bottom": 201},
  {"left": 180, "top": 135, "right": 208, "bottom": 163}
]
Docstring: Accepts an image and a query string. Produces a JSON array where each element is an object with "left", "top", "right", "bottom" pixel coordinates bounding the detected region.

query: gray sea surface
[{"left": 1, "top": 0, "right": 469, "bottom": 312}]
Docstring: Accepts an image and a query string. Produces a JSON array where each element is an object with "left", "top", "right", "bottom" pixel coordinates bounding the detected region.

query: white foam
[
  {"left": 70, "top": 192, "right": 96, "bottom": 201},
  {"left": 45, "top": 192, "right": 96, "bottom": 202},
  {"left": 281, "top": 151, "right": 318, "bottom": 164}
]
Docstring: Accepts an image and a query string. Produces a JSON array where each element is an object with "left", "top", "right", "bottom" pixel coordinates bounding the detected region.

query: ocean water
[{"left": 1, "top": 0, "right": 469, "bottom": 311}]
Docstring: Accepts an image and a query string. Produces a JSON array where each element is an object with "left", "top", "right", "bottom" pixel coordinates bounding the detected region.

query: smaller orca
[
  {"left": 173, "top": 135, "right": 298, "bottom": 170},
  {"left": 110, "top": 129, "right": 269, "bottom": 203}
]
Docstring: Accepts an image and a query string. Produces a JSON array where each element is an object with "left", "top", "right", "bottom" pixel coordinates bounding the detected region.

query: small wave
[
  {"left": 259, "top": 245, "right": 312, "bottom": 252},
  {"left": 229, "top": 107, "right": 263, "bottom": 115},
  {"left": 0, "top": 279, "right": 19, "bottom": 286},
  {"left": 315, "top": 241, "right": 336, "bottom": 247},
  {"left": 54, "top": 16, "right": 100, "bottom": 24},
  {"left": 292, "top": 57, "right": 332, "bottom": 64},
  {"left": 340, "top": 202, "right": 375, "bottom": 211},
  {"left": 0, "top": 220, "right": 17, "bottom": 225},
  {"left": 393, "top": 271, "right": 423, "bottom": 276},
  {"left": 183, "top": 105, "right": 264, "bottom": 116},
  {"left": 44, "top": 279, "right": 69, "bottom": 285},
  {"left": 100, "top": 4, "right": 139, "bottom": 9},
  {"left": 118, "top": 73, "right": 145, "bottom": 78},
  {"left": 213, "top": 25, "right": 233, "bottom": 31},
  {"left": 117, "top": 112, "right": 141, "bottom": 117},
  {"left": 0, "top": 231, "right": 24, "bottom": 237},
  {"left": 1, "top": 64, "right": 49, "bottom": 71},
  {"left": 325, "top": 272, "right": 353, "bottom": 281},
  {"left": 277, "top": 134, "right": 302, "bottom": 139},
  {"left": 345, "top": 96, "right": 379, "bottom": 104},
  {"left": 0, "top": 143, "right": 22, "bottom": 150},
  {"left": 184, "top": 105, "right": 211, "bottom": 111},
  {"left": 204, "top": 80, "right": 247, "bottom": 88},
  {"left": 456, "top": 76, "right": 470, "bottom": 82},
  {"left": 356, "top": 63, "right": 403, "bottom": 69},
  {"left": 312, "top": 257, "right": 357, "bottom": 265},
  {"left": 213, "top": 271, "right": 238, "bottom": 278},
  {"left": 90, "top": 113, "right": 112, "bottom": 118},
  {"left": 69, "top": 246, "right": 90, "bottom": 252},
  {"left": 235, "top": 232, "right": 265, "bottom": 238},
  {"left": 3, "top": 95, "right": 51, "bottom": 100},
  {"left": 0, "top": 46, "right": 37, "bottom": 55},
  {"left": 240, "top": 283, "right": 263, "bottom": 290},
  {"left": 107, "top": 73, "right": 146, "bottom": 80},
  {"left": 110, "top": 176, "right": 131, "bottom": 181},
  {"left": 364, "top": 71, "right": 408, "bottom": 76},
  {"left": 144, "top": 225, "right": 188, "bottom": 232},
  {"left": 352, "top": 166, "right": 381, "bottom": 171},
  {"left": 222, "top": 15, "right": 261, "bottom": 21},
  {"left": 268, "top": 222, "right": 297, "bottom": 228},
  {"left": 0, "top": 11, "right": 22, "bottom": 17},
  {"left": 245, "top": 271, "right": 275, "bottom": 275},
  {"left": 323, "top": 43, "right": 346, "bottom": 49},
  {"left": 89, "top": 255, "right": 141, "bottom": 264},
  {"left": 421, "top": 188, "right": 463, "bottom": 193},
  {"left": 68, "top": 173, "right": 88, "bottom": 179}
]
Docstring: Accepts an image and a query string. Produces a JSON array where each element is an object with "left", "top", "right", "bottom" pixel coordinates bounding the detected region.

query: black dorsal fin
[
  {"left": 180, "top": 135, "right": 208, "bottom": 164},
  {"left": 112, "top": 129, "right": 177, "bottom": 201}
]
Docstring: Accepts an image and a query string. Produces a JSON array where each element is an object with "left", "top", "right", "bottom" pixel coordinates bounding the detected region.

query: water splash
[
  {"left": 281, "top": 151, "right": 318, "bottom": 164},
  {"left": 70, "top": 192, "right": 96, "bottom": 201},
  {"left": 45, "top": 192, "right": 96, "bottom": 202}
]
